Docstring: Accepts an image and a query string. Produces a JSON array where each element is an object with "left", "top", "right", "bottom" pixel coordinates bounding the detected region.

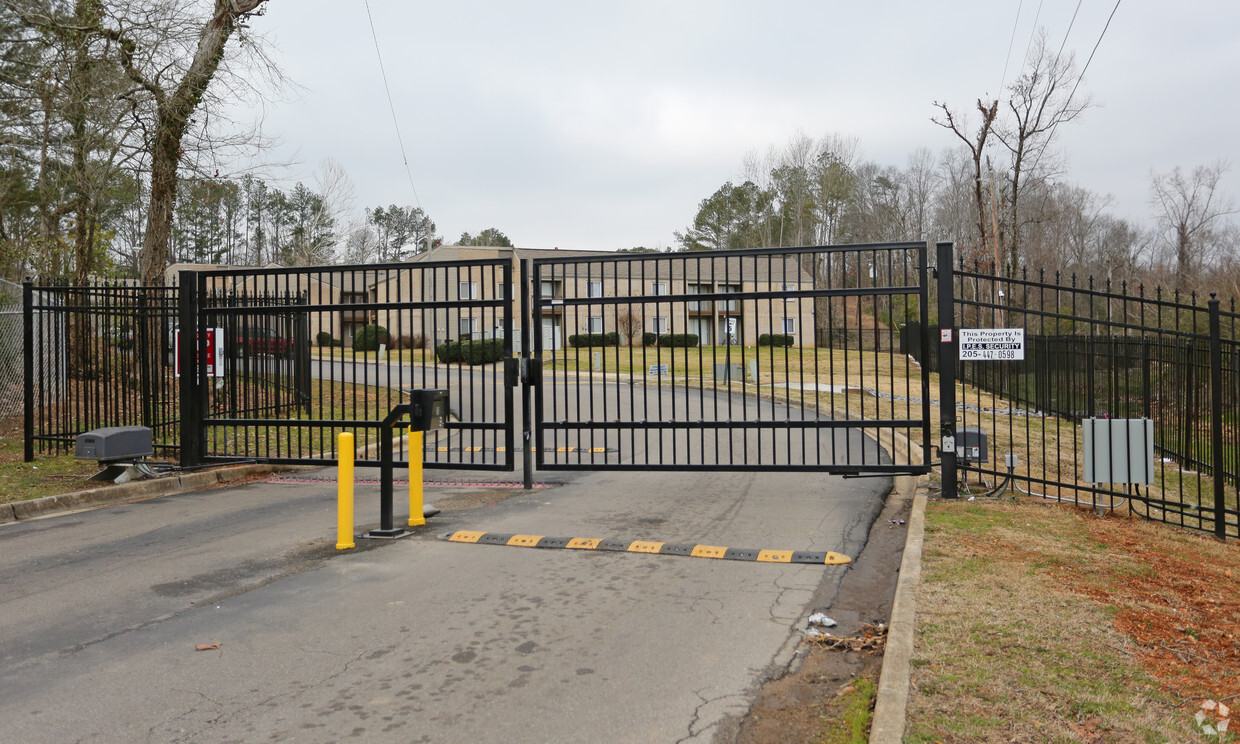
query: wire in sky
[
  {"left": 1026, "top": 0, "right": 1123, "bottom": 180},
  {"left": 364, "top": 0, "right": 423, "bottom": 211},
  {"left": 999, "top": 0, "right": 1025, "bottom": 96},
  {"left": 1065, "top": 0, "right": 1122, "bottom": 111},
  {"left": 1055, "top": 0, "right": 1085, "bottom": 61}
]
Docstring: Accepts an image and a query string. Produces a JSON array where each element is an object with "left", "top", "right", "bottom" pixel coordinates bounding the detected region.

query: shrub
[
  {"left": 758, "top": 333, "right": 795, "bottom": 347},
  {"left": 435, "top": 338, "right": 505, "bottom": 365},
  {"left": 568, "top": 332, "right": 621, "bottom": 348},
  {"left": 315, "top": 331, "right": 334, "bottom": 346},
  {"left": 641, "top": 332, "right": 658, "bottom": 346},
  {"left": 410, "top": 333, "right": 426, "bottom": 350},
  {"left": 657, "top": 333, "right": 698, "bottom": 348},
  {"left": 352, "top": 324, "right": 389, "bottom": 352}
]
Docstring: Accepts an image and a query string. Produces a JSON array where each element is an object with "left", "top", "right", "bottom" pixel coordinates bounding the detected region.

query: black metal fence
[
  {"left": 22, "top": 280, "right": 181, "bottom": 459},
  {"left": 182, "top": 259, "right": 515, "bottom": 470},
  {"left": 527, "top": 243, "right": 931, "bottom": 472},
  {"left": 907, "top": 261, "right": 1239, "bottom": 539}
]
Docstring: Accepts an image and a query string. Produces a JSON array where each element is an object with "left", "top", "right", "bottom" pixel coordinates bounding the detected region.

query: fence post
[
  {"left": 937, "top": 242, "right": 958, "bottom": 497},
  {"left": 22, "top": 279, "right": 34, "bottom": 462},
  {"left": 520, "top": 258, "right": 534, "bottom": 490},
  {"left": 1209, "top": 295, "right": 1226, "bottom": 539},
  {"left": 178, "top": 270, "right": 203, "bottom": 467}
]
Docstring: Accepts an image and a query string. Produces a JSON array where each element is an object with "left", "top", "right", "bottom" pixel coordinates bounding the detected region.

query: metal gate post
[
  {"left": 937, "top": 242, "right": 958, "bottom": 498},
  {"left": 520, "top": 258, "right": 534, "bottom": 490},
  {"left": 1208, "top": 294, "right": 1226, "bottom": 539},
  {"left": 22, "top": 279, "right": 34, "bottom": 462},
  {"left": 178, "top": 270, "right": 204, "bottom": 467}
]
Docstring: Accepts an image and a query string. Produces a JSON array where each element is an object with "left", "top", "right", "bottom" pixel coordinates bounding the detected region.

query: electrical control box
[
  {"left": 408, "top": 389, "right": 448, "bottom": 432},
  {"left": 956, "top": 427, "right": 988, "bottom": 463},
  {"left": 74, "top": 426, "right": 154, "bottom": 462},
  {"left": 1082, "top": 418, "right": 1154, "bottom": 484}
]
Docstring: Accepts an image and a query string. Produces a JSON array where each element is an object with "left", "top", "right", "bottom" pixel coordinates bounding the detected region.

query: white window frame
[
  {"left": 782, "top": 317, "right": 796, "bottom": 335},
  {"left": 652, "top": 316, "right": 669, "bottom": 334},
  {"left": 587, "top": 316, "right": 604, "bottom": 334},
  {"left": 459, "top": 281, "right": 478, "bottom": 300},
  {"left": 496, "top": 282, "right": 515, "bottom": 300},
  {"left": 459, "top": 316, "right": 479, "bottom": 336},
  {"left": 588, "top": 281, "right": 603, "bottom": 298},
  {"left": 782, "top": 283, "right": 797, "bottom": 301},
  {"left": 651, "top": 281, "right": 668, "bottom": 296}
]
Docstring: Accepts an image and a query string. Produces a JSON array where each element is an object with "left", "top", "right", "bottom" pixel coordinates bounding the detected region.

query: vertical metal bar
[
  {"left": 178, "top": 270, "right": 202, "bottom": 467},
  {"left": 918, "top": 244, "right": 931, "bottom": 469},
  {"left": 22, "top": 280, "right": 34, "bottom": 462},
  {"left": 1209, "top": 295, "right": 1226, "bottom": 539},
  {"left": 523, "top": 258, "right": 538, "bottom": 482},
  {"left": 937, "top": 242, "right": 958, "bottom": 497}
]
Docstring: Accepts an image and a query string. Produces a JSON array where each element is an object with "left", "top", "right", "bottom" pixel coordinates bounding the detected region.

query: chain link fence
[{"left": 0, "top": 278, "right": 64, "bottom": 424}]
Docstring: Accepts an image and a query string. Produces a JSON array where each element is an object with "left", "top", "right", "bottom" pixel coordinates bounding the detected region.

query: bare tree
[
  {"left": 994, "top": 30, "right": 1092, "bottom": 270},
  {"left": 102, "top": 0, "right": 271, "bottom": 284},
  {"left": 932, "top": 98, "right": 999, "bottom": 261},
  {"left": 1149, "top": 161, "right": 1238, "bottom": 289},
  {"left": 616, "top": 308, "right": 643, "bottom": 346}
]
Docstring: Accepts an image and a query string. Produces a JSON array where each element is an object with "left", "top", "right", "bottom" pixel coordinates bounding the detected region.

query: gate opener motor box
[
  {"left": 956, "top": 427, "right": 988, "bottom": 463},
  {"left": 75, "top": 425, "right": 154, "bottom": 463}
]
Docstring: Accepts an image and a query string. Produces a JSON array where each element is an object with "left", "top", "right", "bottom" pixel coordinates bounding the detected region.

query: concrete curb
[
  {"left": 0, "top": 463, "right": 309, "bottom": 525},
  {"left": 869, "top": 482, "right": 930, "bottom": 743}
]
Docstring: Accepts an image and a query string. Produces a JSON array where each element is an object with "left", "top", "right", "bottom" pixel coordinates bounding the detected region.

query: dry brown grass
[{"left": 905, "top": 498, "right": 1239, "bottom": 743}]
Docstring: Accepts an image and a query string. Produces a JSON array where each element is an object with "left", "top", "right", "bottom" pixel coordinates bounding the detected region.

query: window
[
  {"left": 588, "top": 316, "right": 604, "bottom": 334},
  {"left": 588, "top": 281, "right": 603, "bottom": 298},
  {"left": 782, "top": 283, "right": 797, "bottom": 301},
  {"left": 496, "top": 282, "right": 515, "bottom": 300},
  {"left": 540, "top": 280, "right": 561, "bottom": 298},
  {"left": 651, "top": 281, "right": 668, "bottom": 296},
  {"left": 782, "top": 317, "right": 796, "bottom": 335},
  {"left": 652, "top": 316, "right": 669, "bottom": 334},
  {"left": 459, "top": 281, "right": 478, "bottom": 299},
  {"left": 459, "top": 317, "right": 479, "bottom": 337}
]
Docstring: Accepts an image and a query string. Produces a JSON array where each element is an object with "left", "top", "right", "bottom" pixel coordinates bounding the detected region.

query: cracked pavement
[{"left": 0, "top": 466, "right": 887, "bottom": 743}]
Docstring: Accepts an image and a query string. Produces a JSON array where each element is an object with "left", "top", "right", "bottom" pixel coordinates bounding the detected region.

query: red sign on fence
[{"left": 174, "top": 328, "right": 224, "bottom": 378}]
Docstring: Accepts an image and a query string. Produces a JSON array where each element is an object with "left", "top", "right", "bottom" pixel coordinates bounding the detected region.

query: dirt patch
[{"left": 732, "top": 484, "right": 913, "bottom": 743}]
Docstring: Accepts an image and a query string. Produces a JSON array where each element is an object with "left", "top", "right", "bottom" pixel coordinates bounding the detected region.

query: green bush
[
  {"left": 568, "top": 332, "right": 621, "bottom": 348},
  {"left": 315, "top": 331, "right": 334, "bottom": 346},
  {"left": 435, "top": 338, "right": 505, "bottom": 365},
  {"left": 657, "top": 333, "right": 698, "bottom": 348},
  {"left": 641, "top": 332, "right": 658, "bottom": 346},
  {"left": 352, "top": 324, "right": 389, "bottom": 352},
  {"left": 758, "top": 333, "right": 795, "bottom": 347}
]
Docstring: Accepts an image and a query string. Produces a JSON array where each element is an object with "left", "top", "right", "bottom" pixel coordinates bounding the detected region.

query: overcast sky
[{"left": 244, "top": 0, "right": 1240, "bottom": 251}]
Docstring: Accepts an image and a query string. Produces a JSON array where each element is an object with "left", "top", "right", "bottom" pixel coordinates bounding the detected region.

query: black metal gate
[
  {"left": 178, "top": 259, "right": 515, "bottom": 470},
  {"left": 524, "top": 243, "right": 931, "bottom": 473}
]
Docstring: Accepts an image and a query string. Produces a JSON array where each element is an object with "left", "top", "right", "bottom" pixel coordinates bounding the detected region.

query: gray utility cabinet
[{"left": 1082, "top": 418, "right": 1155, "bottom": 484}]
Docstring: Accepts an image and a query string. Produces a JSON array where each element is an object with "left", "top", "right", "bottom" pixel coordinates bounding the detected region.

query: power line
[
  {"left": 1065, "top": 0, "right": 1122, "bottom": 110},
  {"left": 363, "top": 0, "right": 423, "bottom": 212},
  {"left": 999, "top": 0, "right": 1025, "bottom": 96},
  {"left": 1026, "top": 0, "right": 1123, "bottom": 181}
]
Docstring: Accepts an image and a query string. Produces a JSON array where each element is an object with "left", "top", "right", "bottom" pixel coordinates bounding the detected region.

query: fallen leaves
[
  {"left": 194, "top": 642, "right": 221, "bottom": 651},
  {"left": 807, "top": 623, "right": 888, "bottom": 652}
]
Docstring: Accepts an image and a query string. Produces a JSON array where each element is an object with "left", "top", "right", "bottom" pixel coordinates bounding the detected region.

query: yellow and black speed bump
[{"left": 443, "top": 531, "right": 851, "bottom": 565}]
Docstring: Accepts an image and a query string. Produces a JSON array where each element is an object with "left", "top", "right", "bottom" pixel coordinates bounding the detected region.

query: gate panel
[
  {"left": 529, "top": 244, "right": 930, "bottom": 473},
  {"left": 191, "top": 259, "right": 514, "bottom": 470}
]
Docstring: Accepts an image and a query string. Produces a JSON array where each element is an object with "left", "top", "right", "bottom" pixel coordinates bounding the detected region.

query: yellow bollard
[
  {"left": 408, "top": 427, "right": 426, "bottom": 527},
  {"left": 336, "top": 432, "right": 356, "bottom": 549}
]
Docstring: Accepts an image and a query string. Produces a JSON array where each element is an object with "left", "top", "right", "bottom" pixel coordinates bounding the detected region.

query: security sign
[
  {"left": 174, "top": 327, "right": 225, "bottom": 377},
  {"left": 959, "top": 328, "right": 1025, "bottom": 361}
]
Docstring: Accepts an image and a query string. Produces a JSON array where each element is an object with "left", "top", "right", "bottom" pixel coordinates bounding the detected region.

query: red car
[{"left": 230, "top": 327, "right": 292, "bottom": 358}]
